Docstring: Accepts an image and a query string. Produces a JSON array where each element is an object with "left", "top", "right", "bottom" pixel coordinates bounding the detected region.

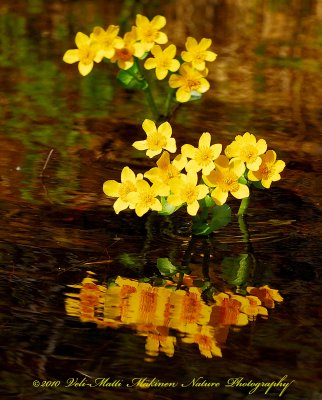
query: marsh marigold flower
[
  {"left": 111, "top": 27, "right": 145, "bottom": 70},
  {"left": 181, "top": 37, "right": 217, "bottom": 71},
  {"left": 212, "top": 292, "right": 248, "bottom": 326},
  {"left": 132, "top": 119, "right": 176, "bottom": 158},
  {"left": 144, "top": 44, "right": 180, "bottom": 80},
  {"left": 181, "top": 132, "right": 222, "bottom": 175},
  {"left": 225, "top": 132, "right": 267, "bottom": 171},
  {"left": 248, "top": 150, "right": 285, "bottom": 188},
  {"left": 135, "top": 14, "right": 168, "bottom": 51},
  {"left": 169, "top": 63, "right": 210, "bottom": 102},
  {"left": 144, "top": 151, "right": 187, "bottom": 185},
  {"left": 182, "top": 325, "right": 222, "bottom": 358},
  {"left": 167, "top": 172, "right": 209, "bottom": 216},
  {"left": 103, "top": 166, "right": 143, "bottom": 214},
  {"left": 246, "top": 285, "right": 283, "bottom": 309},
  {"left": 203, "top": 155, "right": 249, "bottom": 206},
  {"left": 90, "top": 25, "right": 124, "bottom": 61},
  {"left": 127, "top": 179, "right": 170, "bottom": 217},
  {"left": 63, "top": 32, "right": 100, "bottom": 76}
]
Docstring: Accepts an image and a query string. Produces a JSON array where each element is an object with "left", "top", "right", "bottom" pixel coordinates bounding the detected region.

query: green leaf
[
  {"left": 209, "top": 204, "right": 231, "bottom": 230},
  {"left": 221, "top": 254, "right": 250, "bottom": 286},
  {"left": 250, "top": 180, "right": 265, "bottom": 189},
  {"left": 238, "top": 175, "right": 248, "bottom": 185},
  {"left": 157, "top": 258, "right": 178, "bottom": 276},
  {"left": 116, "top": 64, "right": 148, "bottom": 90},
  {"left": 158, "top": 197, "right": 182, "bottom": 215},
  {"left": 192, "top": 204, "right": 231, "bottom": 235}
]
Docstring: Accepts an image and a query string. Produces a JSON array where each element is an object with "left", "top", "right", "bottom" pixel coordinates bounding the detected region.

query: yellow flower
[
  {"left": 181, "top": 37, "right": 217, "bottom": 70},
  {"left": 167, "top": 172, "right": 209, "bottom": 216},
  {"left": 168, "top": 63, "right": 210, "bottom": 102},
  {"left": 103, "top": 166, "right": 143, "bottom": 214},
  {"left": 132, "top": 119, "right": 176, "bottom": 158},
  {"left": 111, "top": 27, "right": 145, "bottom": 70},
  {"left": 90, "top": 25, "right": 124, "bottom": 61},
  {"left": 144, "top": 44, "right": 180, "bottom": 80},
  {"left": 212, "top": 292, "right": 248, "bottom": 326},
  {"left": 181, "top": 325, "right": 222, "bottom": 358},
  {"left": 248, "top": 150, "right": 285, "bottom": 188},
  {"left": 225, "top": 132, "right": 267, "bottom": 171},
  {"left": 144, "top": 332, "right": 176, "bottom": 358},
  {"left": 246, "top": 285, "right": 283, "bottom": 309},
  {"left": 231, "top": 294, "right": 268, "bottom": 321},
  {"left": 63, "top": 32, "right": 100, "bottom": 76},
  {"left": 203, "top": 155, "right": 249, "bottom": 205},
  {"left": 135, "top": 14, "right": 168, "bottom": 51},
  {"left": 181, "top": 132, "right": 222, "bottom": 175},
  {"left": 127, "top": 179, "right": 170, "bottom": 217},
  {"left": 144, "top": 151, "right": 187, "bottom": 185}
]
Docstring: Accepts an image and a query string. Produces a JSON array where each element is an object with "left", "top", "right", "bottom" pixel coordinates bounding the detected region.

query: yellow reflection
[{"left": 65, "top": 273, "right": 283, "bottom": 360}]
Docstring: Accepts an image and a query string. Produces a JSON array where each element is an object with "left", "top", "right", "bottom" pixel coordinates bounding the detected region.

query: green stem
[
  {"left": 143, "top": 86, "right": 160, "bottom": 120},
  {"left": 237, "top": 196, "right": 250, "bottom": 243},
  {"left": 134, "top": 58, "right": 160, "bottom": 120},
  {"left": 164, "top": 88, "right": 175, "bottom": 119},
  {"left": 237, "top": 196, "right": 250, "bottom": 216}
]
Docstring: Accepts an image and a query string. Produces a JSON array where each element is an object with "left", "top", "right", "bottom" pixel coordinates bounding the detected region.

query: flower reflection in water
[{"left": 65, "top": 272, "right": 283, "bottom": 361}]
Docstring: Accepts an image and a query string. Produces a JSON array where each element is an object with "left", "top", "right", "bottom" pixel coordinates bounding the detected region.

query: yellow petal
[
  {"left": 199, "top": 132, "right": 211, "bottom": 148},
  {"left": 187, "top": 201, "right": 200, "bottom": 216},
  {"left": 151, "top": 15, "right": 166, "bottom": 29},
  {"left": 78, "top": 62, "right": 93, "bottom": 76},
  {"left": 75, "top": 32, "right": 90, "bottom": 48},
  {"left": 144, "top": 57, "right": 157, "bottom": 70},
  {"left": 63, "top": 49, "right": 79, "bottom": 64},
  {"left": 103, "top": 180, "right": 120, "bottom": 197},
  {"left": 256, "top": 138, "right": 267, "bottom": 154},
  {"left": 132, "top": 139, "right": 147, "bottom": 151},
  {"left": 199, "top": 38, "right": 212, "bottom": 50},
  {"left": 185, "top": 37, "right": 198, "bottom": 51},
  {"left": 135, "top": 204, "right": 149, "bottom": 217},
  {"left": 197, "top": 184, "right": 209, "bottom": 199},
  {"left": 157, "top": 121, "right": 171, "bottom": 137},
  {"left": 142, "top": 119, "right": 156, "bottom": 135},
  {"left": 275, "top": 160, "right": 285, "bottom": 173},
  {"left": 155, "top": 31, "right": 168, "bottom": 44},
  {"left": 176, "top": 87, "right": 191, "bottom": 102},
  {"left": 168, "top": 74, "right": 182, "bottom": 88},
  {"left": 231, "top": 184, "right": 249, "bottom": 199},
  {"left": 121, "top": 166, "right": 136, "bottom": 182},
  {"left": 156, "top": 67, "right": 168, "bottom": 80},
  {"left": 211, "top": 187, "right": 228, "bottom": 205},
  {"left": 170, "top": 59, "right": 180, "bottom": 72},
  {"left": 151, "top": 45, "right": 162, "bottom": 57},
  {"left": 165, "top": 137, "right": 176, "bottom": 153},
  {"left": 205, "top": 50, "right": 217, "bottom": 62},
  {"left": 231, "top": 159, "right": 245, "bottom": 177},
  {"left": 181, "top": 144, "right": 196, "bottom": 159},
  {"left": 164, "top": 44, "right": 176, "bottom": 58},
  {"left": 113, "top": 198, "right": 129, "bottom": 214}
]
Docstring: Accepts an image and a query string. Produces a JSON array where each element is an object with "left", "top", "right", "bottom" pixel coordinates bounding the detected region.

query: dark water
[{"left": 0, "top": 1, "right": 321, "bottom": 399}]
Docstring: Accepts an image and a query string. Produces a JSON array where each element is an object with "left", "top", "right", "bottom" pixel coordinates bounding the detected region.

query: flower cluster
[
  {"left": 103, "top": 119, "right": 285, "bottom": 217},
  {"left": 65, "top": 272, "right": 283, "bottom": 360},
  {"left": 63, "top": 14, "right": 217, "bottom": 103}
]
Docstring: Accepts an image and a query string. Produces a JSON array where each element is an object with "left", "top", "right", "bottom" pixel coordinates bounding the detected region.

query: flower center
[
  {"left": 147, "top": 133, "right": 167, "bottom": 150},
  {"left": 182, "top": 185, "right": 198, "bottom": 204},
  {"left": 240, "top": 145, "right": 258, "bottom": 163},
  {"left": 116, "top": 48, "right": 132, "bottom": 61},
  {"left": 119, "top": 181, "right": 137, "bottom": 201},
  {"left": 195, "top": 147, "right": 213, "bottom": 166},
  {"left": 185, "top": 78, "right": 200, "bottom": 91},
  {"left": 79, "top": 47, "right": 95, "bottom": 64}
]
